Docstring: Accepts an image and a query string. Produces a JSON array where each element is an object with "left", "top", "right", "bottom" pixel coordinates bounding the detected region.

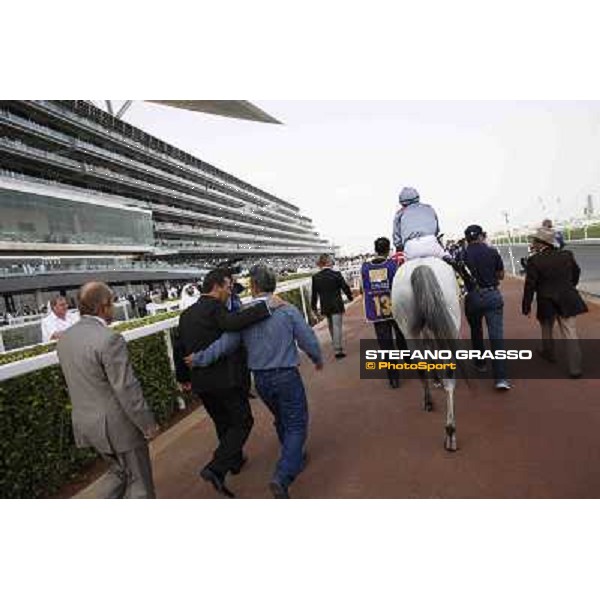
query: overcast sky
[{"left": 122, "top": 101, "right": 600, "bottom": 255}]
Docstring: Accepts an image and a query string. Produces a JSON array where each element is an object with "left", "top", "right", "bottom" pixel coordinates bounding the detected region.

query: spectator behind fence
[
  {"left": 57, "top": 282, "right": 160, "bottom": 499},
  {"left": 177, "top": 268, "right": 275, "bottom": 499},
  {"left": 136, "top": 293, "right": 148, "bottom": 318},
  {"left": 180, "top": 283, "right": 200, "bottom": 310},
  {"left": 311, "top": 254, "right": 353, "bottom": 359},
  {"left": 41, "top": 295, "right": 79, "bottom": 343},
  {"left": 186, "top": 264, "right": 323, "bottom": 499},
  {"left": 522, "top": 227, "right": 587, "bottom": 378}
]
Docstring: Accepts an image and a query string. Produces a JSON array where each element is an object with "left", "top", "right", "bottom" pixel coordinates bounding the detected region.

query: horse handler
[
  {"left": 361, "top": 236, "right": 407, "bottom": 389},
  {"left": 462, "top": 224, "right": 511, "bottom": 391}
]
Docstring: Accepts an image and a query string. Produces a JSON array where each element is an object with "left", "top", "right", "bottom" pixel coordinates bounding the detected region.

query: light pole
[{"left": 501, "top": 210, "right": 517, "bottom": 275}]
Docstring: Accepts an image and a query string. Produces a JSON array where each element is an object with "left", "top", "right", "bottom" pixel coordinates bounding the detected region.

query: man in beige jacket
[{"left": 58, "top": 282, "right": 159, "bottom": 499}]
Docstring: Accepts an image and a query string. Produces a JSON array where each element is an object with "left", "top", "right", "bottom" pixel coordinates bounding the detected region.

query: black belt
[{"left": 467, "top": 285, "right": 497, "bottom": 293}]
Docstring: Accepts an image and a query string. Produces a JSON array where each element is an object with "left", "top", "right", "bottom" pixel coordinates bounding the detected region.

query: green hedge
[
  {"left": 279, "top": 286, "right": 321, "bottom": 326},
  {"left": 0, "top": 331, "right": 179, "bottom": 499},
  {"left": 0, "top": 342, "right": 58, "bottom": 366},
  {"left": 0, "top": 287, "right": 312, "bottom": 498},
  {"left": 0, "top": 311, "right": 179, "bottom": 367},
  {"left": 279, "top": 271, "right": 315, "bottom": 282}
]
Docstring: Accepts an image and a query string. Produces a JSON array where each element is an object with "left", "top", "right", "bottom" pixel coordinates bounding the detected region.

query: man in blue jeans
[
  {"left": 462, "top": 224, "right": 511, "bottom": 391},
  {"left": 185, "top": 264, "right": 323, "bottom": 499}
]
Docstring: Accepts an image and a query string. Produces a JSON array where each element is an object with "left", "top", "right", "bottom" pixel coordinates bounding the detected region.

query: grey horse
[{"left": 391, "top": 257, "right": 462, "bottom": 451}]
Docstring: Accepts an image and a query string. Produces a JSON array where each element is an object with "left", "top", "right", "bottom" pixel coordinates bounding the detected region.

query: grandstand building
[{"left": 0, "top": 100, "right": 332, "bottom": 313}]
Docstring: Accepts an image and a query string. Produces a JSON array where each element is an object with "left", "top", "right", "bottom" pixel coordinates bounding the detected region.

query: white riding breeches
[{"left": 403, "top": 235, "right": 447, "bottom": 260}]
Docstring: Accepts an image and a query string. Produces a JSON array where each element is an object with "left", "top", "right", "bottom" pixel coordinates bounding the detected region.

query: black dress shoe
[
  {"left": 200, "top": 467, "right": 235, "bottom": 498},
  {"left": 471, "top": 360, "right": 487, "bottom": 373},
  {"left": 230, "top": 455, "right": 248, "bottom": 475},
  {"left": 269, "top": 480, "right": 290, "bottom": 499},
  {"left": 388, "top": 378, "right": 400, "bottom": 389},
  {"left": 537, "top": 349, "right": 557, "bottom": 364},
  {"left": 335, "top": 352, "right": 347, "bottom": 359}
]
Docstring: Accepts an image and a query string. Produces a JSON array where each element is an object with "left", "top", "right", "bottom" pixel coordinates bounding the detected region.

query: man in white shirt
[
  {"left": 41, "top": 295, "right": 79, "bottom": 343},
  {"left": 180, "top": 283, "right": 200, "bottom": 310}
]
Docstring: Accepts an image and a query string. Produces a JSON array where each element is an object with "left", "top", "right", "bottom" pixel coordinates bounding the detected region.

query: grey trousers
[
  {"left": 540, "top": 315, "right": 582, "bottom": 376},
  {"left": 327, "top": 313, "right": 344, "bottom": 353},
  {"left": 98, "top": 443, "right": 156, "bottom": 499}
]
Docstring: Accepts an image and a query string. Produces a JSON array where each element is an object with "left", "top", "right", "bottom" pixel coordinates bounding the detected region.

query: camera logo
[{"left": 365, "top": 362, "right": 376, "bottom": 370}]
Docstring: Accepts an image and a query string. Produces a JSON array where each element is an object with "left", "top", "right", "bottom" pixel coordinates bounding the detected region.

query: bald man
[{"left": 57, "top": 282, "right": 159, "bottom": 499}]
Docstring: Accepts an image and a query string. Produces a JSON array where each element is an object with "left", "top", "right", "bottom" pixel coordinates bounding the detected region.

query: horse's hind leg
[
  {"left": 443, "top": 375, "right": 457, "bottom": 452},
  {"left": 418, "top": 370, "right": 433, "bottom": 412}
]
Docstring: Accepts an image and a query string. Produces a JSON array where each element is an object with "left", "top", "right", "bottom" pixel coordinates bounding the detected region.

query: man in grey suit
[{"left": 58, "top": 282, "right": 159, "bottom": 499}]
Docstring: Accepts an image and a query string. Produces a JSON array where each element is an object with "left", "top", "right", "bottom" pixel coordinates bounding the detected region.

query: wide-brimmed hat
[{"left": 530, "top": 227, "right": 556, "bottom": 246}]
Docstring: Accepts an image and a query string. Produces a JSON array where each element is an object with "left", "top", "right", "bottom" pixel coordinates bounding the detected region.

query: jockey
[{"left": 392, "top": 187, "right": 447, "bottom": 260}]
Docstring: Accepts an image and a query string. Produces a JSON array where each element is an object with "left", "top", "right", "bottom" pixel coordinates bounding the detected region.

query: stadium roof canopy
[
  {"left": 102, "top": 100, "right": 281, "bottom": 124},
  {"left": 147, "top": 100, "right": 282, "bottom": 124}
]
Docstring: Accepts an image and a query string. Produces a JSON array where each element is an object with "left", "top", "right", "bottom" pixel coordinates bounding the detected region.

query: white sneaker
[{"left": 495, "top": 379, "right": 511, "bottom": 391}]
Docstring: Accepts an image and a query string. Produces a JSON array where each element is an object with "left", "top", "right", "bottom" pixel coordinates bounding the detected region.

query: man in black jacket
[
  {"left": 311, "top": 254, "right": 353, "bottom": 359},
  {"left": 522, "top": 227, "right": 588, "bottom": 378},
  {"left": 177, "top": 268, "right": 273, "bottom": 497}
]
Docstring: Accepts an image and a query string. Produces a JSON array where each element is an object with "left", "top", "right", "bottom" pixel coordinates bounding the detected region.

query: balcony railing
[
  {"left": 153, "top": 222, "right": 330, "bottom": 248},
  {"left": 152, "top": 203, "right": 322, "bottom": 243},
  {"left": 0, "top": 139, "right": 312, "bottom": 236},
  {"left": 28, "top": 101, "right": 300, "bottom": 214}
]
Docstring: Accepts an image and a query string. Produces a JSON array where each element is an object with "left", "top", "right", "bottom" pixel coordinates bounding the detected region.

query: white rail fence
[
  {"left": 0, "top": 276, "right": 322, "bottom": 382},
  {"left": 0, "top": 270, "right": 363, "bottom": 384}
]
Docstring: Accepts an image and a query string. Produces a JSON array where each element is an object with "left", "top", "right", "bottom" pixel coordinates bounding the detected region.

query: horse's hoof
[{"left": 444, "top": 435, "right": 458, "bottom": 452}]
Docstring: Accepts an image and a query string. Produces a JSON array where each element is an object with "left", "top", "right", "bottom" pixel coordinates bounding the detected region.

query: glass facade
[{"left": 0, "top": 188, "right": 154, "bottom": 247}]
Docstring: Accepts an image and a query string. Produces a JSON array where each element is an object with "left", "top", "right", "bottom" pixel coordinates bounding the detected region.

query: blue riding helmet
[{"left": 399, "top": 187, "right": 420, "bottom": 206}]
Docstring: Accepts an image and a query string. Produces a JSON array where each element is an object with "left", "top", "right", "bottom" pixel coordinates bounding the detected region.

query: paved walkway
[{"left": 77, "top": 277, "right": 600, "bottom": 498}]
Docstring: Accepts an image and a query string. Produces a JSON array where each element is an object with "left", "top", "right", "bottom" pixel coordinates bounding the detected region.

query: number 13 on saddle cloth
[{"left": 360, "top": 257, "right": 399, "bottom": 322}]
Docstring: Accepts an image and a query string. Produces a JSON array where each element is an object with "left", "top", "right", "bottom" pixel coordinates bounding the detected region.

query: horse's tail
[
  {"left": 410, "top": 265, "right": 457, "bottom": 342},
  {"left": 410, "top": 265, "right": 468, "bottom": 383}
]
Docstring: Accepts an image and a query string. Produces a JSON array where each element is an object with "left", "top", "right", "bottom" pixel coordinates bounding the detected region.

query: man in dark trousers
[
  {"left": 361, "top": 237, "right": 407, "bottom": 388},
  {"left": 462, "top": 224, "right": 511, "bottom": 391},
  {"left": 186, "top": 264, "right": 323, "bottom": 499},
  {"left": 311, "top": 254, "right": 353, "bottom": 358},
  {"left": 522, "top": 227, "right": 587, "bottom": 378},
  {"left": 177, "top": 268, "right": 274, "bottom": 498}
]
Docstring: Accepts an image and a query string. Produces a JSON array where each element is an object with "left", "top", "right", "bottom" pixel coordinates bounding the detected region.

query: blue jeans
[
  {"left": 465, "top": 288, "right": 507, "bottom": 381},
  {"left": 253, "top": 367, "right": 308, "bottom": 487}
]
